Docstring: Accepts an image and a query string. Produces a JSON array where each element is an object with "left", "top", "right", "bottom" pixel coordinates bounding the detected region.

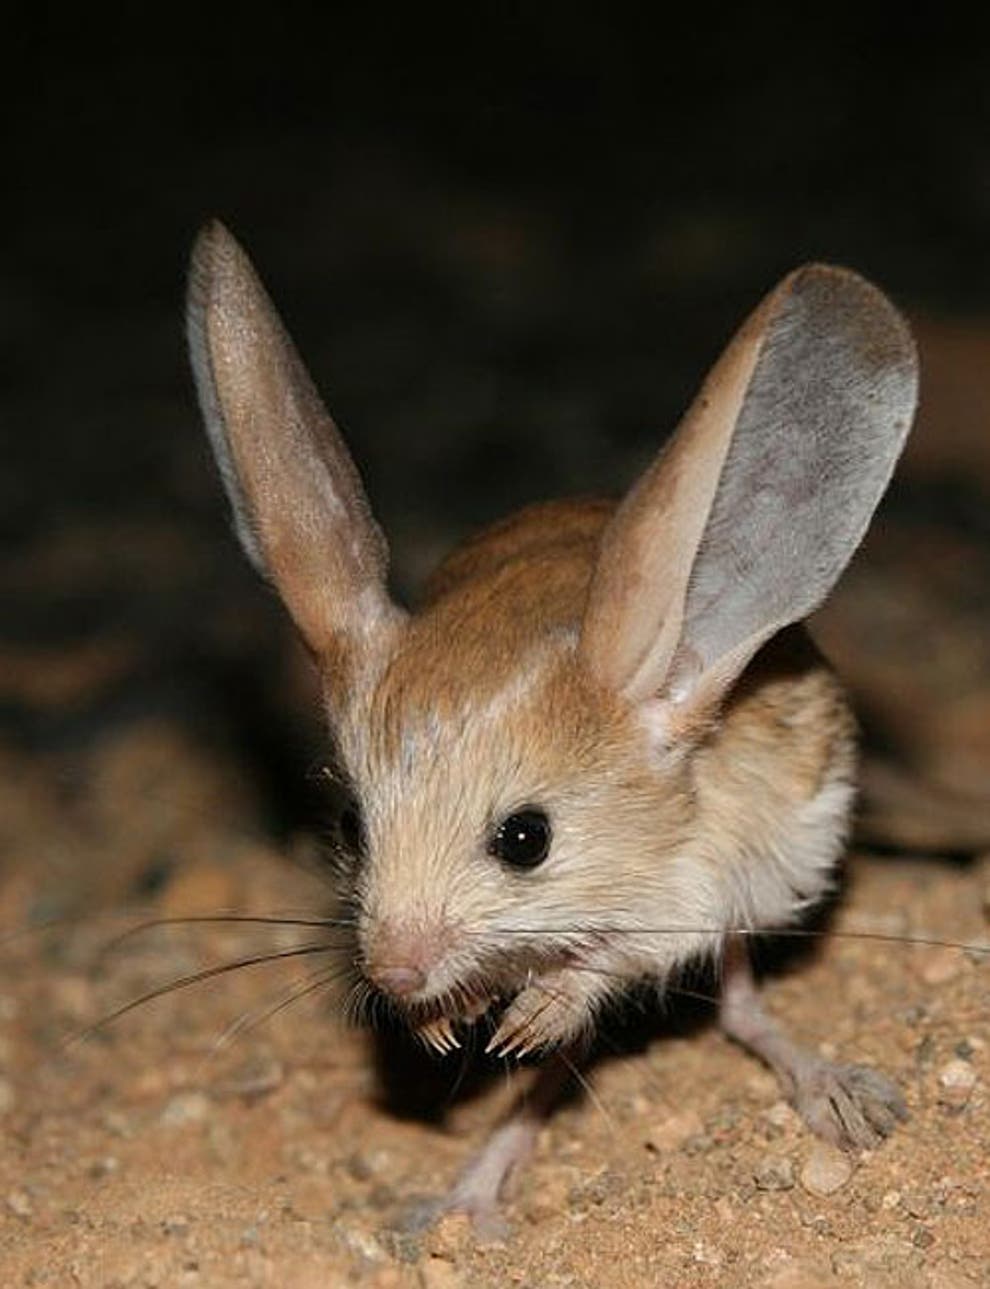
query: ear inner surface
[
  {"left": 581, "top": 265, "right": 918, "bottom": 712},
  {"left": 187, "top": 221, "right": 400, "bottom": 656},
  {"left": 580, "top": 292, "right": 771, "bottom": 699}
]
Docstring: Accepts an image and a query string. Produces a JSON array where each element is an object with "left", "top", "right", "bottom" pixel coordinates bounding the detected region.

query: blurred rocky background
[{"left": 5, "top": 8, "right": 990, "bottom": 913}]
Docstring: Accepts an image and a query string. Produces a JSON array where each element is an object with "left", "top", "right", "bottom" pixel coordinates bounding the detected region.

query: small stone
[
  {"left": 101, "top": 1109, "right": 136, "bottom": 1139},
  {"left": 87, "top": 1156, "right": 119, "bottom": 1179},
  {"left": 160, "top": 1090, "right": 211, "bottom": 1126},
  {"left": 645, "top": 1108, "right": 704, "bottom": 1152},
  {"left": 912, "top": 1225, "right": 936, "bottom": 1249},
  {"left": 339, "top": 1224, "right": 386, "bottom": 1264},
  {"left": 7, "top": 1190, "right": 33, "bottom": 1218},
  {"left": 754, "top": 1154, "right": 795, "bottom": 1191},
  {"left": 917, "top": 947, "right": 963, "bottom": 986},
  {"left": 800, "top": 1143, "right": 853, "bottom": 1196},
  {"left": 765, "top": 1100, "right": 799, "bottom": 1130},
  {"left": 937, "top": 1060, "right": 977, "bottom": 1108}
]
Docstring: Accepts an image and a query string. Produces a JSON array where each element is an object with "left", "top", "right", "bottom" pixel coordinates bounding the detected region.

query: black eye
[
  {"left": 320, "top": 767, "right": 366, "bottom": 858},
  {"left": 338, "top": 803, "right": 365, "bottom": 856},
  {"left": 489, "top": 808, "right": 552, "bottom": 869}
]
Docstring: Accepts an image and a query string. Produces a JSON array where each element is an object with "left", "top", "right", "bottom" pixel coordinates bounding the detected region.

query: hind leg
[
  {"left": 719, "top": 935, "right": 907, "bottom": 1148},
  {"left": 404, "top": 1050, "right": 574, "bottom": 1239}
]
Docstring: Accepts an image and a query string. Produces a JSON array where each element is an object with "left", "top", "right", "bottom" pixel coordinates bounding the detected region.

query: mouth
[
  {"left": 362, "top": 937, "right": 597, "bottom": 1056},
  {"left": 398, "top": 942, "right": 592, "bottom": 1057}
]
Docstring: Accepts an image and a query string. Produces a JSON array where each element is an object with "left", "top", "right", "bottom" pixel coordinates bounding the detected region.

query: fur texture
[{"left": 186, "top": 223, "right": 917, "bottom": 1067}]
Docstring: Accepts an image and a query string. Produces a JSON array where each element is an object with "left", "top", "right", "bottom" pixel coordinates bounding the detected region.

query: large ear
[
  {"left": 186, "top": 220, "right": 403, "bottom": 657},
  {"left": 580, "top": 265, "right": 918, "bottom": 726}
]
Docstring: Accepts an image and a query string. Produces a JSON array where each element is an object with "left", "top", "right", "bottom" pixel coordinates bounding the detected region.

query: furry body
[
  {"left": 333, "top": 499, "right": 856, "bottom": 1055},
  {"left": 186, "top": 223, "right": 917, "bottom": 1221}
]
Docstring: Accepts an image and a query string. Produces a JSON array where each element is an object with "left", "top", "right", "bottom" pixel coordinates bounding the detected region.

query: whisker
[
  {"left": 557, "top": 1045, "right": 616, "bottom": 1135},
  {"left": 67, "top": 942, "right": 340, "bottom": 1048},
  {"left": 199, "top": 964, "right": 347, "bottom": 1073},
  {"left": 99, "top": 913, "right": 356, "bottom": 958},
  {"left": 487, "top": 926, "right": 990, "bottom": 955}
]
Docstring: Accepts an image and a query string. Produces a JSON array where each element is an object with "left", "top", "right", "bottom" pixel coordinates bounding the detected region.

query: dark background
[{"left": 5, "top": 6, "right": 990, "bottom": 860}]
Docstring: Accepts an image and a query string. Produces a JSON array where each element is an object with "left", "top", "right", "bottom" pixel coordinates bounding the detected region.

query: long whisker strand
[{"left": 67, "top": 942, "right": 338, "bottom": 1049}]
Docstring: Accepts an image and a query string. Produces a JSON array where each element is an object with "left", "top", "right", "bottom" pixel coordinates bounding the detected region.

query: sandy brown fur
[
  {"left": 187, "top": 227, "right": 919, "bottom": 1212},
  {"left": 318, "top": 499, "right": 857, "bottom": 1058}
]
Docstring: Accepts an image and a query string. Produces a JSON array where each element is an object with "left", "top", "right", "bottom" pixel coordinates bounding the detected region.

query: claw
[
  {"left": 486, "top": 982, "right": 584, "bottom": 1058},
  {"left": 486, "top": 1012, "right": 542, "bottom": 1059},
  {"left": 416, "top": 1016, "right": 460, "bottom": 1055}
]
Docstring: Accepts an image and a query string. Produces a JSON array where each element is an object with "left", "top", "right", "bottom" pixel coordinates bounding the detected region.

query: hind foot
[
  {"left": 720, "top": 935, "right": 908, "bottom": 1150},
  {"left": 398, "top": 1050, "right": 574, "bottom": 1240},
  {"left": 791, "top": 1058, "right": 907, "bottom": 1149}
]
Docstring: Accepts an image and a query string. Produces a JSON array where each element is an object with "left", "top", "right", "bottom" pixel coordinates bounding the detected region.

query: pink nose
[{"left": 372, "top": 964, "right": 427, "bottom": 997}]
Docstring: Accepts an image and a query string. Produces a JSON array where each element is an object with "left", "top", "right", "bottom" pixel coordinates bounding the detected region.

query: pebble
[
  {"left": 765, "top": 1100, "right": 799, "bottom": 1130},
  {"left": 7, "top": 1190, "right": 33, "bottom": 1219},
  {"left": 916, "top": 946, "right": 963, "bottom": 986},
  {"left": 753, "top": 1155, "right": 795, "bottom": 1191},
  {"left": 645, "top": 1108, "right": 704, "bottom": 1152},
  {"left": 937, "top": 1060, "right": 977, "bottom": 1108},
  {"left": 339, "top": 1224, "right": 387, "bottom": 1264},
  {"left": 159, "top": 1090, "right": 211, "bottom": 1126},
  {"left": 800, "top": 1143, "right": 853, "bottom": 1196},
  {"left": 87, "top": 1156, "right": 119, "bottom": 1179}
]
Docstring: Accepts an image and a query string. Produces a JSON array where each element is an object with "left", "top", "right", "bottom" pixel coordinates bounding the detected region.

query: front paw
[{"left": 486, "top": 977, "right": 588, "bottom": 1058}]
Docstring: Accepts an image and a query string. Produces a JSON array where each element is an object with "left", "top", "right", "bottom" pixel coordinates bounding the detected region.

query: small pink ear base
[
  {"left": 580, "top": 263, "right": 919, "bottom": 713},
  {"left": 186, "top": 221, "right": 403, "bottom": 658}
]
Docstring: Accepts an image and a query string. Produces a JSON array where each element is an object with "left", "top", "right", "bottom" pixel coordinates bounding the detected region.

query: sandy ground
[{"left": 0, "top": 783, "right": 987, "bottom": 1288}]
